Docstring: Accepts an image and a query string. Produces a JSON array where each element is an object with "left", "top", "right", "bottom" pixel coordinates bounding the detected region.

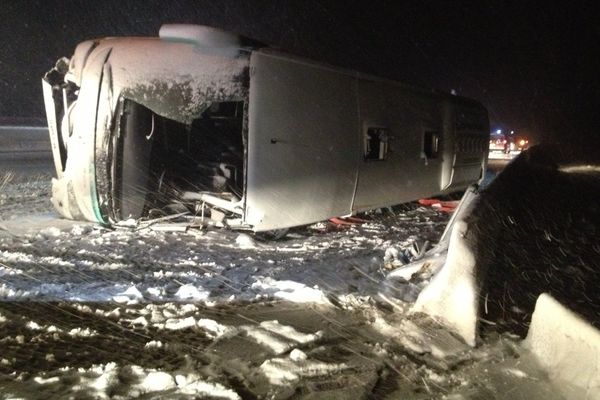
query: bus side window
[
  {"left": 423, "top": 131, "right": 440, "bottom": 159},
  {"left": 364, "top": 127, "right": 389, "bottom": 161}
]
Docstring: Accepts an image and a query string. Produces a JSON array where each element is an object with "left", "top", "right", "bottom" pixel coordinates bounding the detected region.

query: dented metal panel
[
  {"left": 48, "top": 35, "right": 250, "bottom": 224},
  {"left": 51, "top": 46, "right": 112, "bottom": 222},
  {"left": 245, "top": 50, "right": 359, "bottom": 231},
  {"left": 94, "top": 38, "right": 249, "bottom": 124}
]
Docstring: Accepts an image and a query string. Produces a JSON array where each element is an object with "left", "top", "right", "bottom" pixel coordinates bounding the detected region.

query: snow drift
[{"left": 404, "top": 145, "right": 600, "bottom": 396}]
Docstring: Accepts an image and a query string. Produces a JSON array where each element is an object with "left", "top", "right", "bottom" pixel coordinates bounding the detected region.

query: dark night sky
[{"left": 1, "top": 1, "right": 598, "bottom": 145}]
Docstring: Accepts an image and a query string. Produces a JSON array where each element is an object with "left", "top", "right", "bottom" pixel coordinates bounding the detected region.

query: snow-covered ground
[{"left": 0, "top": 166, "right": 578, "bottom": 399}]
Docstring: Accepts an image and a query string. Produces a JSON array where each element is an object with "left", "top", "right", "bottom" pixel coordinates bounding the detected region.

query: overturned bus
[{"left": 42, "top": 24, "right": 489, "bottom": 232}]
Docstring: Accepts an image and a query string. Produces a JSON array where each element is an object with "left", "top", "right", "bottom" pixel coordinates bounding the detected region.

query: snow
[
  {"left": 38, "top": 226, "right": 61, "bottom": 237},
  {"left": 144, "top": 340, "right": 163, "bottom": 349},
  {"left": 524, "top": 293, "right": 600, "bottom": 399},
  {"left": 197, "top": 318, "right": 237, "bottom": 339},
  {"left": 411, "top": 220, "right": 478, "bottom": 346},
  {"left": 259, "top": 320, "right": 322, "bottom": 344},
  {"left": 559, "top": 164, "right": 600, "bottom": 173},
  {"left": 242, "top": 325, "right": 296, "bottom": 354},
  {"left": 175, "top": 374, "right": 241, "bottom": 399},
  {"left": 289, "top": 348, "right": 308, "bottom": 361},
  {"left": 174, "top": 283, "right": 210, "bottom": 300},
  {"left": 141, "top": 371, "right": 176, "bottom": 392},
  {"left": 112, "top": 285, "right": 144, "bottom": 303},
  {"left": 164, "top": 316, "right": 197, "bottom": 330},
  {"left": 251, "top": 277, "right": 331, "bottom": 305},
  {"left": 241, "top": 320, "right": 323, "bottom": 356},
  {"left": 260, "top": 355, "right": 349, "bottom": 386},
  {"left": 130, "top": 315, "right": 148, "bottom": 326},
  {"left": 34, "top": 376, "right": 60, "bottom": 384},
  {"left": 68, "top": 327, "right": 97, "bottom": 337},
  {"left": 235, "top": 233, "right": 257, "bottom": 248},
  {"left": 4, "top": 168, "right": 596, "bottom": 397},
  {"left": 72, "top": 362, "right": 119, "bottom": 397},
  {"left": 25, "top": 320, "right": 42, "bottom": 330},
  {"left": 504, "top": 368, "right": 529, "bottom": 379},
  {"left": 406, "top": 188, "right": 481, "bottom": 348},
  {"left": 28, "top": 362, "right": 242, "bottom": 399}
]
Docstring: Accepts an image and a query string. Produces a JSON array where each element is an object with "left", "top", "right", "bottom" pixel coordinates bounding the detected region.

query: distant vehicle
[
  {"left": 513, "top": 135, "right": 530, "bottom": 151},
  {"left": 489, "top": 132, "right": 509, "bottom": 153},
  {"left": 42, "top": 25, "right": 489, "bottom": 232}
]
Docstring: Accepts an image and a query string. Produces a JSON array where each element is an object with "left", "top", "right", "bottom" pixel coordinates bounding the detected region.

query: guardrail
[{"left": 0, "top": 126, "right": 51, "bottom": 160}]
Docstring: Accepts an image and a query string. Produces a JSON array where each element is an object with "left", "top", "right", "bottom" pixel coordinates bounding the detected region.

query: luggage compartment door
[{"left": 245, "top": 52, "right": 359, "bottom": 231}]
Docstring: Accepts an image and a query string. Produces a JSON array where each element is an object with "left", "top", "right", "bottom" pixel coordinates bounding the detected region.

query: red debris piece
[
  {"left": 328, "top": 217, "right": 364, "bottom": 226},
  {"left": 418, "top": 198, "right": 459, "bottom": 213}
]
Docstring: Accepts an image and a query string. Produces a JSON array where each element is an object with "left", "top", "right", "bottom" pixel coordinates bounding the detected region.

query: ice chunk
[
  {"left": 197, "top": 318, "right": 237, "bottom": 339},
  {"left": 242, "top": 325, "right": 294, "bottom": 354},
  {"left": 251, "top": 277, "right": 330, "bottom": 305},
  {"left": 175, "top": 373, "right": 241, "bottom": 399},
  {"left": 68, "top": 327, "right": 97, "bottom": 337},
  {"left": 144, "top": 340, "right": 163, "bottom": 349},
  {"left": 235, "top": 233, "right": 256, "bottom": 248},
  {"left": 174, "top": 284, "right": 209, "bottom": 301},
  {"left": 289, "top": 349, "right": 307, "bottom": 362},
  {"left": 164, "top": 316, "right": 197, "bottom": 331},
  {"left": 130, "top": 316, "right": 148, "bottom": 326},
  {"left": 260, "top": 356, "right": 348, "bottom": 386},
  {"left": 141, "top": 371, "right": 176, "bottom": 392},
  {"left": 259, "top": 320, "right": 322, "bottom": 344},
  {"left": 26, "top": 321, "right": 43, "bottom": 330},
  {"left": 112, "top": 285, "right": 144, "bottom": 304},
  {"left": 39, "top": 226, "right": 62, "bottom": 237},
  {"left": 34, "top": 376, "right": 60, "bottom": 384}
]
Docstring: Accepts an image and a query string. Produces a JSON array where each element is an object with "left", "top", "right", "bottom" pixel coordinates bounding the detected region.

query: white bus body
[{"left": 43, "top": 25, "right": 489, "bottom": 232}]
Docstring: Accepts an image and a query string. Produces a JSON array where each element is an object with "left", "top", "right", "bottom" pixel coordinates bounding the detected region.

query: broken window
[
  {"left": 110, "top": 98, "right": 245, "bottom": 221},
  {"left": 364, "top": 127, "right": 389, "bottom": 161},
  {"left": 423, "top": 131, "right": 440, "bottom": 159}
]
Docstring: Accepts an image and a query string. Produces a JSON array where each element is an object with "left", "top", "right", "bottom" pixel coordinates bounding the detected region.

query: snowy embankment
[
  {"left": 391, "top": 151, "right": 600, "bottom": 399},
  {"left": 524, "top": 294, "right": 600, "bottom": 399}
]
